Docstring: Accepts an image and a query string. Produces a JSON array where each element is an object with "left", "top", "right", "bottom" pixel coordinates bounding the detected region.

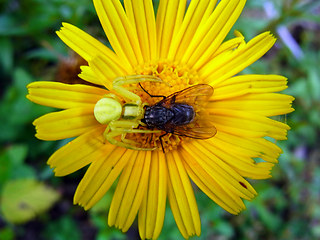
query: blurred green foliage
[
  {"left": 1, "top": 179, "right": 60, "bottom": 224},
  {"left": 0, "top": 0, "right": 320, "bottom": 239}
]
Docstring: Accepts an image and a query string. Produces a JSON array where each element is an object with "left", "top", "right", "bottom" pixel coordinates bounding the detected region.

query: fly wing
[
  {"left": 158, "top": 84, "right": 213, "bottom": 111},
  {"left": 158, "top": 84, "right": 216, "bottom": 139},
  {"left": 172, "top": 119, "right": 217, "bottom": 139}
]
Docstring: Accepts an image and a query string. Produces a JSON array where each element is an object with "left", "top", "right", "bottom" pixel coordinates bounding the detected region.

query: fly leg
[{"left": 159, "top": 132, "right": 169, "bottom": 153}]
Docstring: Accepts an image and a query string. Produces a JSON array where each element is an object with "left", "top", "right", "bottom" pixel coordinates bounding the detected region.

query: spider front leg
[
  {"left": 95, "top": 75, "right": 164, "bottom": 150},
  {"left": 112, "top": 75, "right": 163, "bottom": 105},
  {"left": 104, "top": 120, "right": 161, "bottom": 151}
]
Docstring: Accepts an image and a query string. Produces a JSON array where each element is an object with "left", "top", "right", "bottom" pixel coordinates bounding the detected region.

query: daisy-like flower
[{"left": 27, "top": 0, "right": 294, "bottom": 239}]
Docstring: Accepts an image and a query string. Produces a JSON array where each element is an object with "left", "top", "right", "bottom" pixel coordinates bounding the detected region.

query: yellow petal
[
  {"left": 48, "top": 126, "right": 105, "bottom": 176},
  {"left": 181, "top": 143, "right": 252, "bottom": 214},
  {"left": 108, "top": 151, "right": 151, "bottom": 232},
  {"left": 184, "top": 141, "right": 256, "bottom": 199},
  {"left": 93, "top": 0, "right": 143, "bottom": 68},
  {"left": 124, "top": 0, "right": 157, "bottom": 61},
  {"left": 168, "top": 0, "right": 218, "bottom": 61},
  {"left": 56, "top": 23, "right": 127, "bottom": 77},
  {"left": 218, "top": 74, "right": 286, "bottom": 88},
  {"left": 200, "top": 32, "right": 276, "bottom": 86},
  {"left": 210, "top": 93, "right": 294, "bottom": 117},
  {"left": 211, "top": 35, "right": 245, "bottom": 58},
  {"left": 85, "top": 52, "right": 128, "bottom": 89},
  {"left": 213, "top": 131, "right": 282, "bottom": 163},
  {"left": 182, "top": 0, "right": 246, "bottom": 69},
  {"left": 208, "top": 74, "right": 294, "bottom": 116},
  {"left": 74, "top": 146, "right": 128, "bottom": 209},
  {"left": 209, "top": 109, "right": 290, "bottom": 140},
  {"left": 27, "top": 81, "right": 107, "bottom": 109},
  {"left": 138, "top": 151, "right": 167, "bottom": 240},
  {"left": 156, "top": 0, "right": 187, "bottom": 58},
  {"left": 203, "top": 138, "right": 275, "bottom": 179},
  {"left": 211, "top": 75, "right": 289, "bottom": 99},
  {"left": 167, "top": 151, "right": 201, "bottom": 238},
  {"left": 88, "top": 56, "right": 119, "bottom": 90},
  {"left": 78, "top": 66, "right": 102, "bottom": 86},
  {"left": 33, "top": 107, "right": 98, "bottom": 141}
]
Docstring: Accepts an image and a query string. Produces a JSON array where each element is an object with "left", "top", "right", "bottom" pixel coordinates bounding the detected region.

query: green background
[{"left": 1, "top": 0, "right": 320, "bottom": 239}]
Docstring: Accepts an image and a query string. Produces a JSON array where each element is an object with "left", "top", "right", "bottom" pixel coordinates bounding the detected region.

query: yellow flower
[{"left": 27, "top": 0, "right": 294, "bottom": 239}]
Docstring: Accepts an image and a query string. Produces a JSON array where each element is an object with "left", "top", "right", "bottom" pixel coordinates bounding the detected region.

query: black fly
[{"left": 139, "top": 83, "right": 217, "bottom": 152}]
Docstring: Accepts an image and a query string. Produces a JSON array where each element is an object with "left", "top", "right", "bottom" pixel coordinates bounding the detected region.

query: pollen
[{"left": 134, "top": 60, "right": 200, "bottom": 105}]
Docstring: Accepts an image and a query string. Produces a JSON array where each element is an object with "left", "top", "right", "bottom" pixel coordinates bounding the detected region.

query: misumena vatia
[{"left": 94, "top": 75, "right": 162, "bottom": 151}]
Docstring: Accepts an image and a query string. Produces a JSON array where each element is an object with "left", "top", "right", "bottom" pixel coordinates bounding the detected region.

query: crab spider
[{"left": 94, "top": 75, "right": 162, "bottom": 151}]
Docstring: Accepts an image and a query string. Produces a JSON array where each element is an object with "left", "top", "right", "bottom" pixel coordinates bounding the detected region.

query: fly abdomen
[{"left": 171, "top": 104, "right": 195, "bottom": 125}]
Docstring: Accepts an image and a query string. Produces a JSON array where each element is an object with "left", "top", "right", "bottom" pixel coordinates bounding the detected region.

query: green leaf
[
  {"left": 0, "top": 152, "right": 12, "bottom": 189},
  {"left": 42, "top": 216, "right": 82, "bottom": 240},
  {"left": 0, "top": 37, "right": 13, "bottom": 75},
  {"left": 0, "top": 179, "right": 60, "bottom": 224},
  {"left": 6, "top": 144, "right": 28, "bottom": 165},
  {"left": 0, "top": 144, "right": 36, "bottom": 189},
  {"left": 0, "top": 68, "right": 55, "bottom": 142},
  {"left": 0, "top": 15, "right": 28, "bottom": 36},
  {"left": 307, "top": 67, "right": 320, "bottom": 101},
  {"left": 0, "top": 227, "right": 14, "bottom": 240},
  {"left": 313, "top": 225, "right": 320, "bottom": 238},
  {"left": 214, "top": 221, "right": 234, "bottom": 237},
  {"left": 10, "top": 165, "right": 37, "bottom": 180}
]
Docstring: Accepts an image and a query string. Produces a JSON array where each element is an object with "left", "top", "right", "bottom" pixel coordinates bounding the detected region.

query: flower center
[
  {"left": 134, "top": 60, "right": 200, "bottom": 104},
  {"left": 129, "top": 60, "right": 201, "bottom": 152}
]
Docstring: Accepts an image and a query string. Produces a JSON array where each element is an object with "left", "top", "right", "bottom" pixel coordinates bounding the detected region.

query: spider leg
[
  {"left": 113, "top": 75, "right": 162, "bottom": 86},
  {"left": 112, "top": 75, "right": 163, "bottom": 104},
  {"left": 106, "top": 120, "right": 161, "bottom": 151},
  {"left": 106, "top": 129, "right": 161, "bottom": 151},
  {"left": 120, "top": 133, "right": 142, "bottom": 147}
]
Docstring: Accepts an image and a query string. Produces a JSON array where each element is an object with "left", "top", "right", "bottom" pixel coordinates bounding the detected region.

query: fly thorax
[{"left": 144, "top": 106, "right": 174, "bottom": 127}]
